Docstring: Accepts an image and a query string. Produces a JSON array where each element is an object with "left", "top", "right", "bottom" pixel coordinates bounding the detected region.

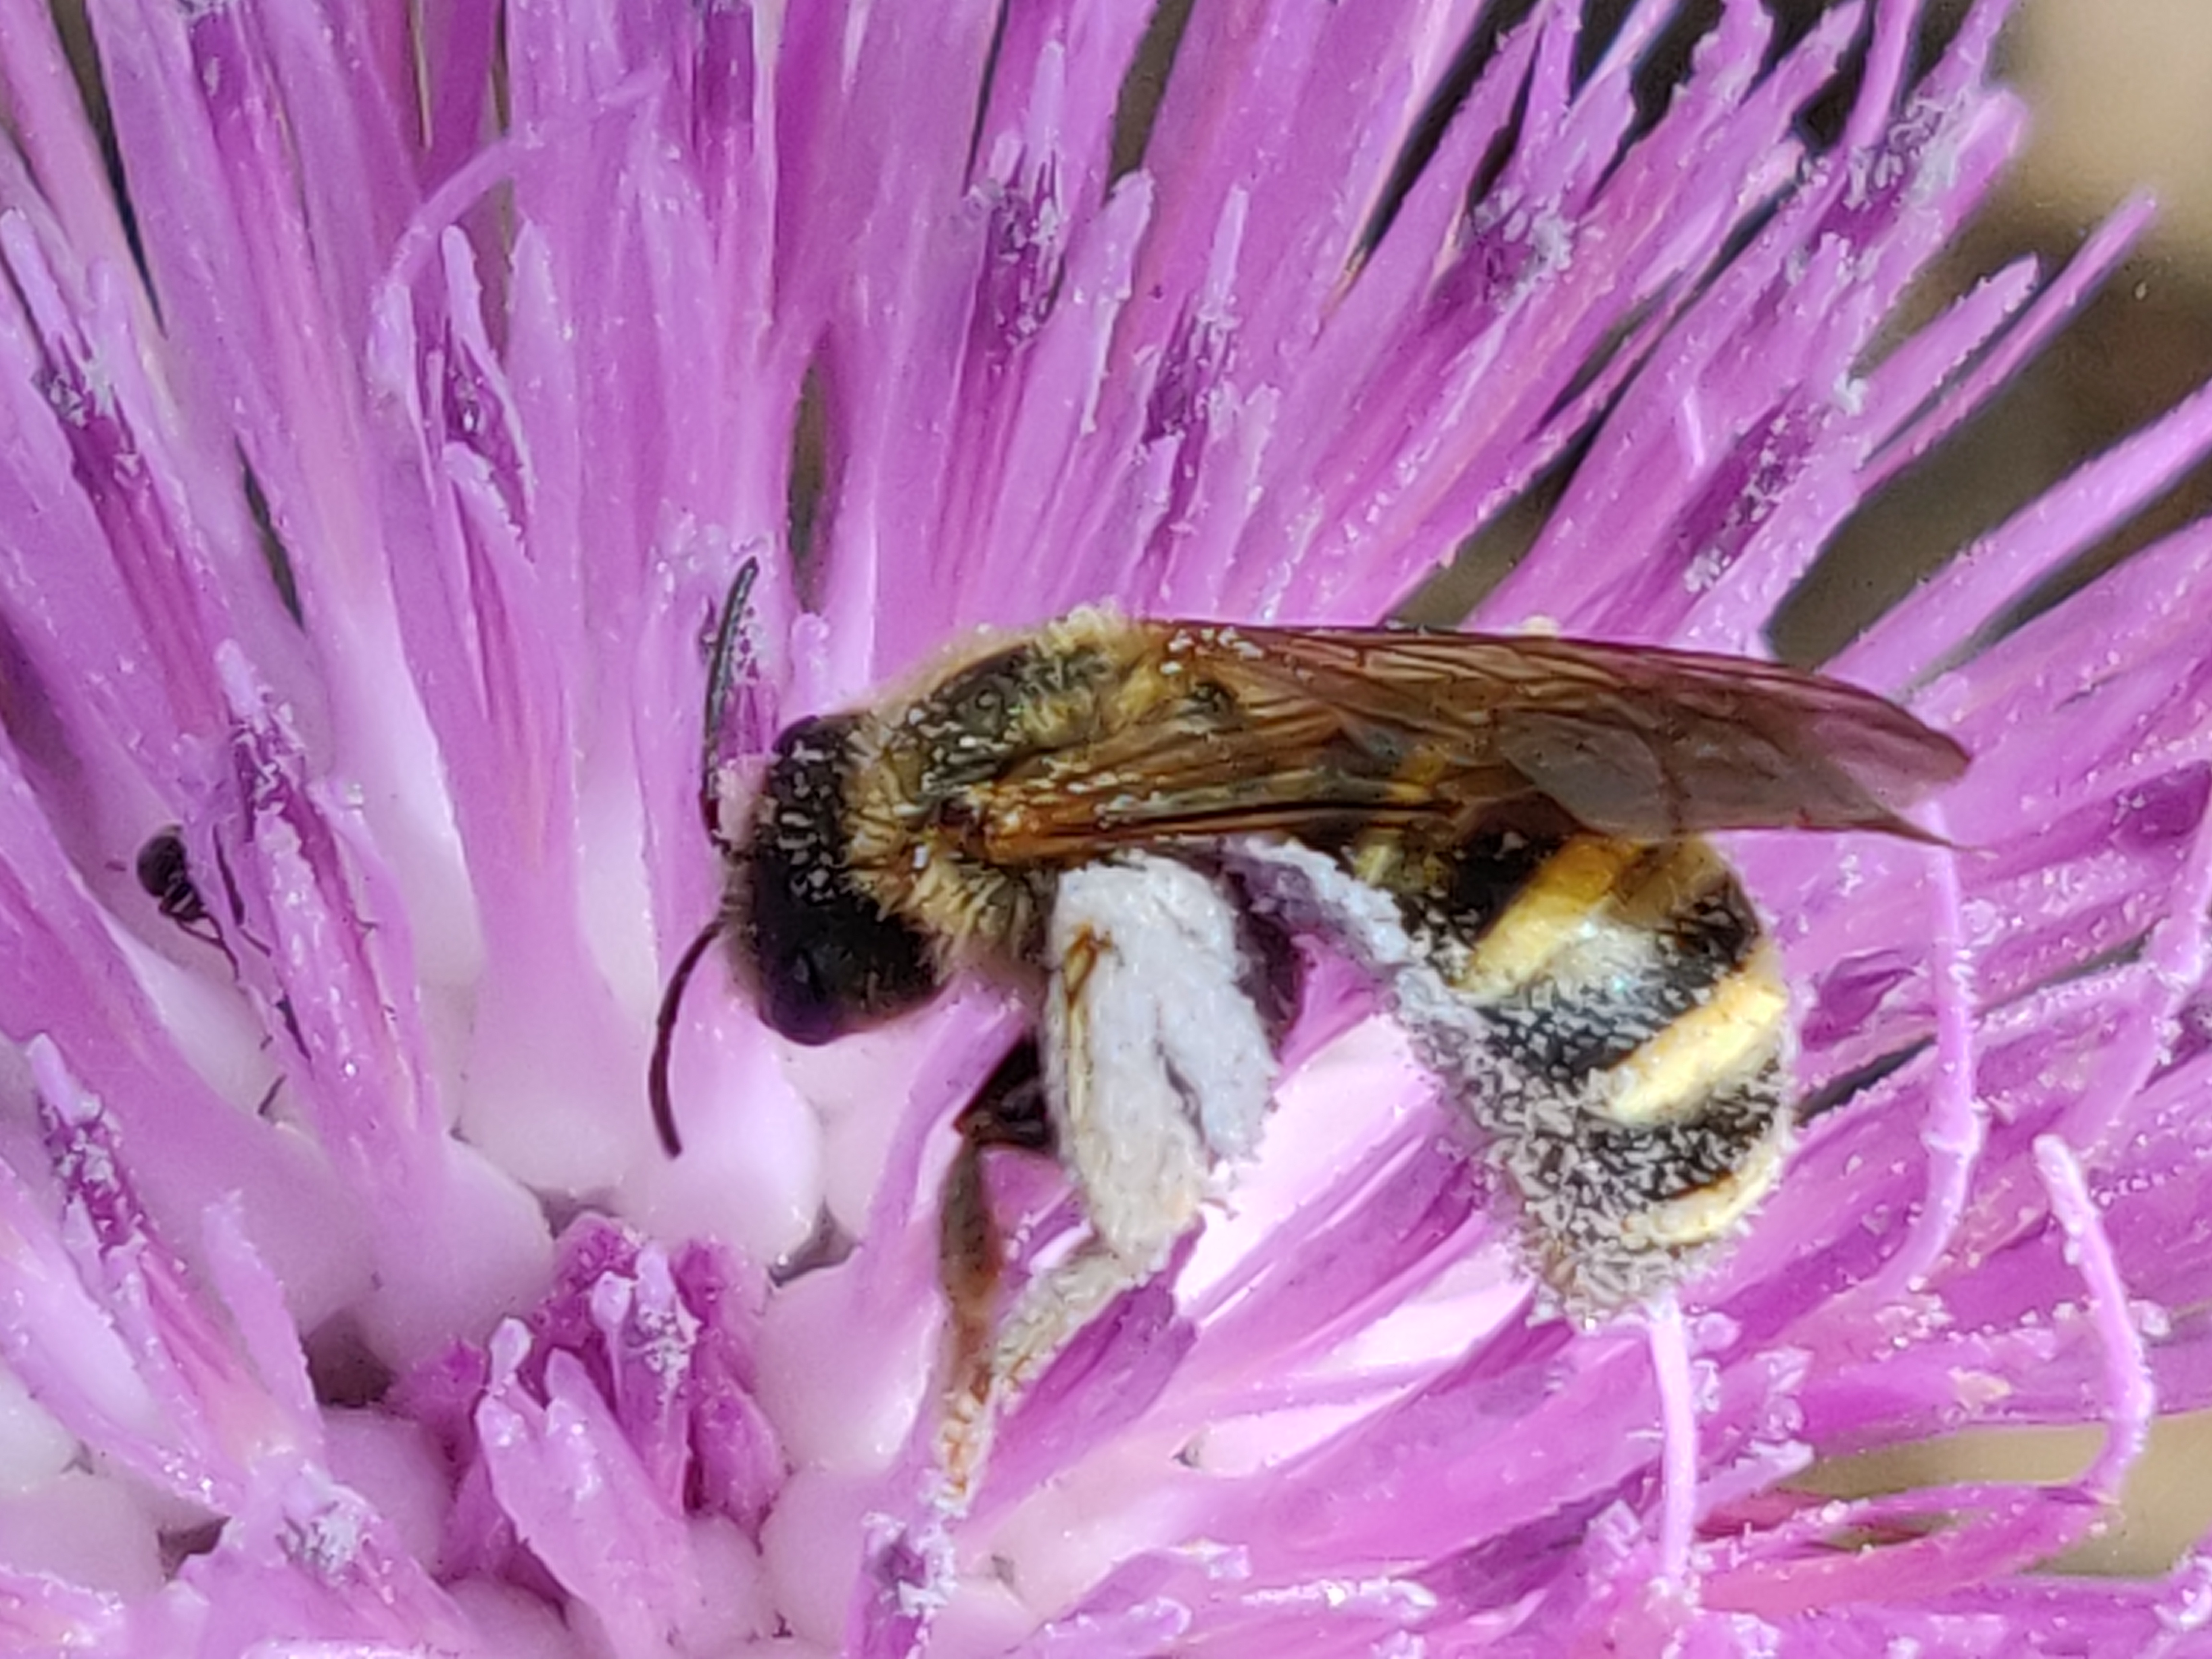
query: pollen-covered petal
[
  {"left": 208, "top": 647, "right": 553, "bottom": 1370},
  {"left": 2, "top": 1039, "right": 325, "bottom": 1512},
  {"left": 476, "top": 1331, "right": 706, "bottom": 1656}
]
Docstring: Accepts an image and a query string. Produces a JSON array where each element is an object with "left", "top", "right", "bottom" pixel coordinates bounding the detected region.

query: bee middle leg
[{"left": 938, "top": 1038, "right": 1053, "bottom": 1406}]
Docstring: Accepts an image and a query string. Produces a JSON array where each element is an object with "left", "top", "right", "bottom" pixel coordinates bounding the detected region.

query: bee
[{"left": 652, "top": 604, "right": 1965, "bottom": 1490}]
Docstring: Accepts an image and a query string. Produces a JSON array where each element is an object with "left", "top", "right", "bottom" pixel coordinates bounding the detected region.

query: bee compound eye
[
  {"left": 750, "top": 901, "right": 938, "bottom": 1046},
  {"left": 762, "top": 942, "right": 846, "bottom": 1046}
]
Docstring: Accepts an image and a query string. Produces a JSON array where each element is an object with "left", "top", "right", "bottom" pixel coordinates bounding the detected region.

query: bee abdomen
[
  {"left": 1503, "top": 1059, "right": 1792, "bottom": 1311},
  {"left": 1219, "top": 832, "right": 1795, "bottom": 1313},
  {"left": 1402, "top": 833, "right": 1793, "bottom": 1311},
  {"left": 1421, "top": 836, "right": 1777, "bottom": 1118}
]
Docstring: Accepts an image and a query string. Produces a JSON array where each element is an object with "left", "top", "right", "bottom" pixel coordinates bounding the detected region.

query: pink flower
[{"left": 0, "top": 1, "right": 2206, "bottom": 1654}]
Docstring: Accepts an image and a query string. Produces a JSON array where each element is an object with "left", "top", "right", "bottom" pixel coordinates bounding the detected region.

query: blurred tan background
[
  {"left": 1789, "top": 0, "right": 2212, "bottom": 1576},
  {"left": 2017, "top": 0, "right": 2212, "bottom": 253},
  {"left": 1774, "top": 0, "right": 2212, "bottom": 665}
]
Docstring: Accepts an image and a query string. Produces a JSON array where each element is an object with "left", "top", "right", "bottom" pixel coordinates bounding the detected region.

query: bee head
[{"left": 736, "top": 713, "right": 939, "bottom": 1045}]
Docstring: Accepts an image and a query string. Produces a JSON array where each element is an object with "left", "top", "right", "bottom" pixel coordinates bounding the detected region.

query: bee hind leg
[
  {"left": 937, "top": 855, "right": 1278, "bottom": 1507},
  {"left": 937, "top": 1235, "right": 1160, "bottom": 1506}
]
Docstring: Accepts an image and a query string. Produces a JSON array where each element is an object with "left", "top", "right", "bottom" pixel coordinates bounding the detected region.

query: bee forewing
[{"left": 965, "top": 618, "right": 1967, "bottom": 864}]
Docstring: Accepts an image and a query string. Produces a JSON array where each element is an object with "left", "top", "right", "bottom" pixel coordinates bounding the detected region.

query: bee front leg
[{"left": 937, "top": 855, "right": 1276, "bottom": 1505}]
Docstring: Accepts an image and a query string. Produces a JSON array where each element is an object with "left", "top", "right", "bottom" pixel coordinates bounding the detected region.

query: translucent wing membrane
[{"left": 975, "top": 622, "right": 1968, "bottom": 861}]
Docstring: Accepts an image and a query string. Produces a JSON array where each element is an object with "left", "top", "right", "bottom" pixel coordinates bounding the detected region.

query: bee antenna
[
  {"left": 649, "top": 916, "right": 726, "bottom": 1157},
  {"left": 700, "top": 556, "right": 761, "bottom": 851}
]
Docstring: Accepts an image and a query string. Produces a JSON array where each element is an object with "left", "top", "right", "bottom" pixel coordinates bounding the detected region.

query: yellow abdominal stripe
[
  {"left": 1451, "top": 832, "right": 1790, "bottom": 1128},
  {"left": 1629, "top": 1123, "right": 1790, "bottom": 1249},
  {"left": 1453, "top": 837, "right": 1647, "bottom": 1000},
  {"left": 1596, "top": 941, "right": 1789, "bottom": 1127}
]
